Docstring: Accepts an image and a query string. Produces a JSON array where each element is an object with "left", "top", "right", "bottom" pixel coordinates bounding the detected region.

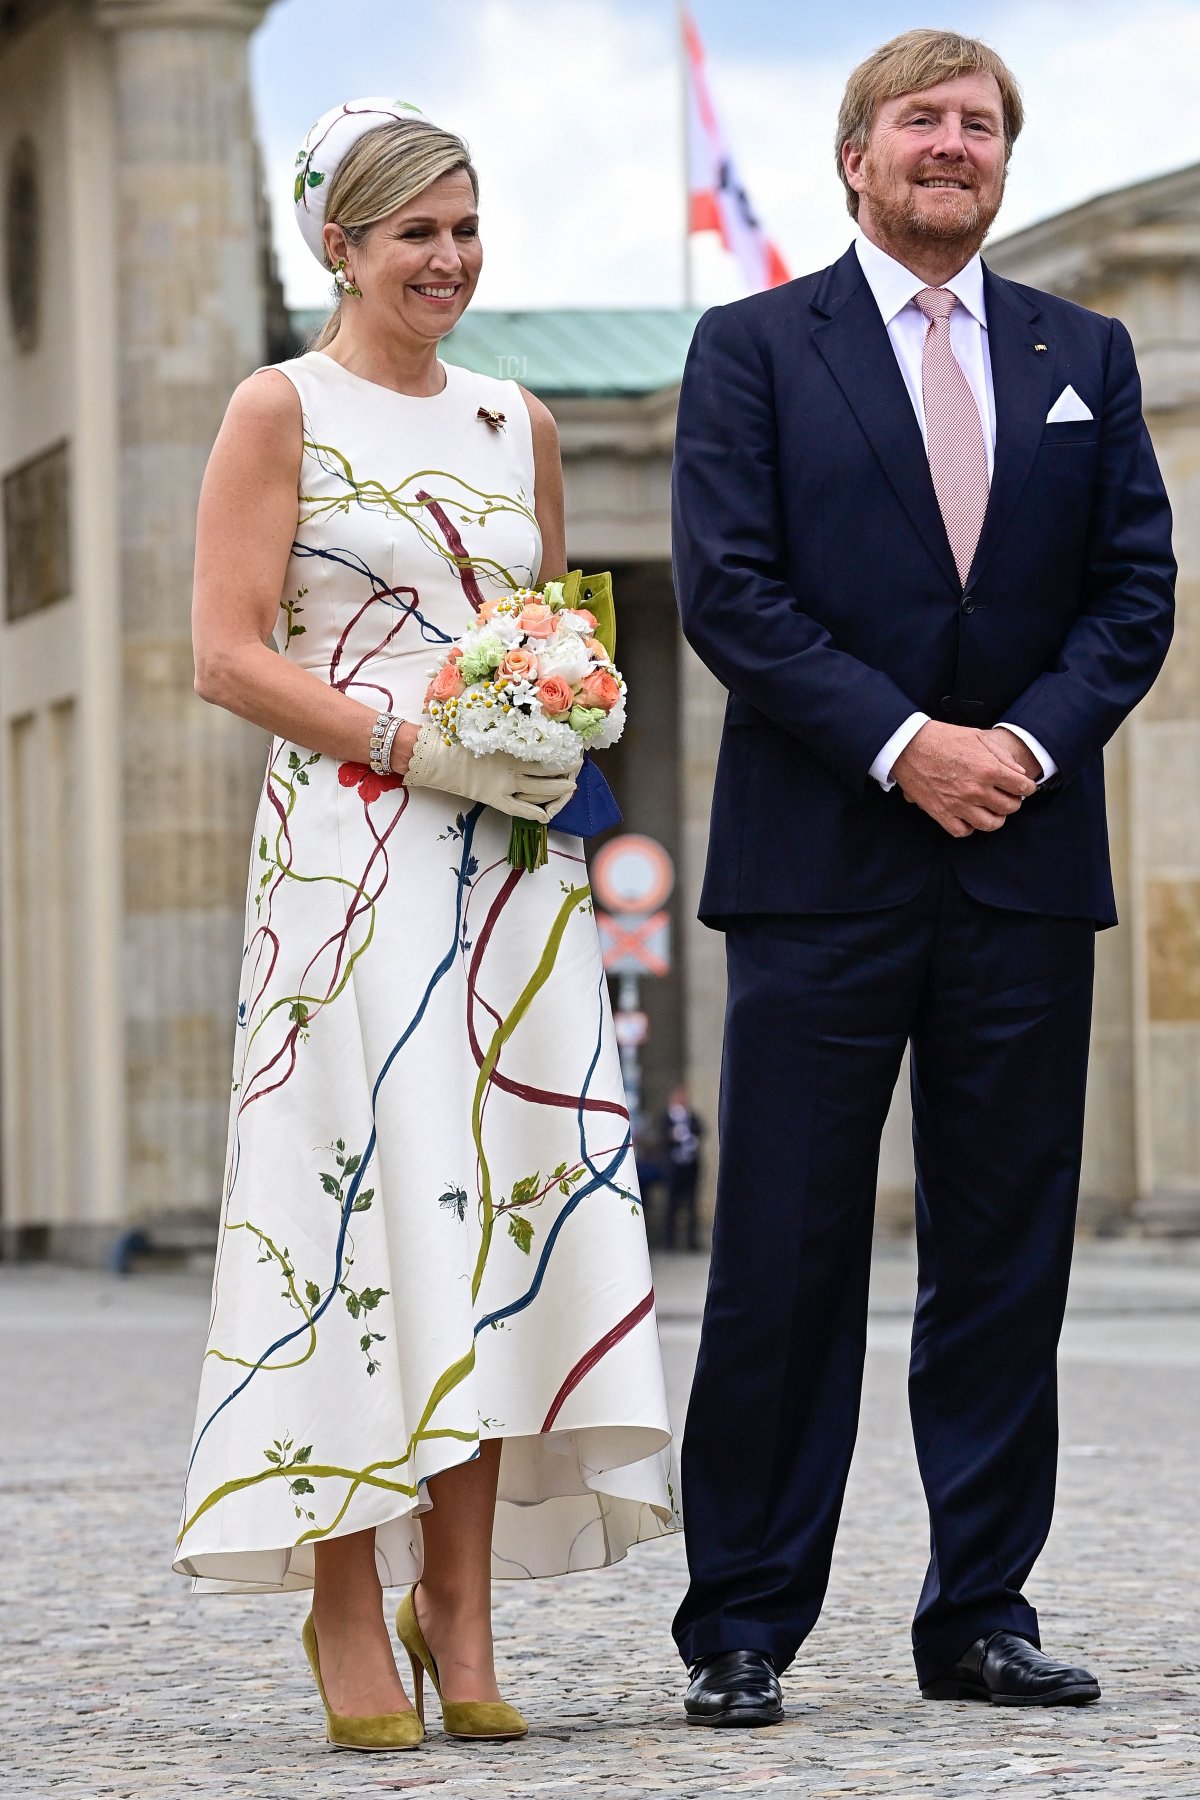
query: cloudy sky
[{"left": 252, "top": 0, "right": 1200, "bottom": 312}]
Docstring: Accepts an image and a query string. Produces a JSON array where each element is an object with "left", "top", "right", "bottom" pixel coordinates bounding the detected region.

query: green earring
[{"left": 333, "top": 258, "right": 362, "bottom": 298}]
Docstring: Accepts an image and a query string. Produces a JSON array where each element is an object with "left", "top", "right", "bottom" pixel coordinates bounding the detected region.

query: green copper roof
[{"left": 288, "top": 308, "right": 703, "bottom": 397}]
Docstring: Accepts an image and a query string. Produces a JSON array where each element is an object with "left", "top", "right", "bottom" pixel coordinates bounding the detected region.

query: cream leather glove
[{"left": 405, "top": 725, "right": 581, "bottom": 822}]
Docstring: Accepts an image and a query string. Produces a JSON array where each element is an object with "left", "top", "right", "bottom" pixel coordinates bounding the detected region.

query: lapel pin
[
  {"left": 477, "top": 406, "right": 507, "bottom": 431},
  {"left": 1032, "top": 343, "right": 1048, "bottom": 353}
]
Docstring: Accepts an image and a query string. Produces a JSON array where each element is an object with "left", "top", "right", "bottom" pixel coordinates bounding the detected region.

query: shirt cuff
[
  {"left": 870, "top": 712, "right": 930, "bottom": 791},
  {"left": 995, "top": 722, "right": 1057, "bottom": 785}
]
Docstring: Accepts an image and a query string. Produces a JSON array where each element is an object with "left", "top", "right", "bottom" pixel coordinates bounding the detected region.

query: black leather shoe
[
  {"left": 921, "top": 1631, "right": 1101, "bottom": 1706},
  {"left": 684, "top": 1650, "right": 784, "bottom": 1727}
]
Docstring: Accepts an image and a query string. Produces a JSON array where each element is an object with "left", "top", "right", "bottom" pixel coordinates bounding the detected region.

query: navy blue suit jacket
[{"left": 673, "top": 245, "right": 1175, "bottom": 928}]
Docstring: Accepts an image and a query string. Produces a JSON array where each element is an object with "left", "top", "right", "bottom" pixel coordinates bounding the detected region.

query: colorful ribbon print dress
[{"left": 175, "top": 352, "right": 678, "bottom": 1591}]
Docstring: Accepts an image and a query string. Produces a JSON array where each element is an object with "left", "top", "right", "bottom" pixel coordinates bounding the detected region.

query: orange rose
[
  {"left": 448, "top": 644, "right": 464, "bottom": 661},
  {"left": 426, "top": 663, "right": 466, "bottom": 704},
  {"left": 477, "top": 598, "right": 503, "bottom": 622},
  {"left": 583, "top": 637, "right": 608, "bottom": 661},
  {"left": 572, "top": 608, "right": 598, "bottom": 632},
  {"left": 578, "top": 669, "right": 621, "bottom": 712},
  {"left": 517, "top": 602, "right": 558, "bottom": 639},
  {"left": 536, "top": 675, "right": 575, "bottom": 717},
  {"left": 500, "top": 647, "right": 539, "bottom": 682}
]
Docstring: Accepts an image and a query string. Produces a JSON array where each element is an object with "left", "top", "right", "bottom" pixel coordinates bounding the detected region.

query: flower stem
[{"left": 508, "top": 819, "right": 548, "bottom": 871}]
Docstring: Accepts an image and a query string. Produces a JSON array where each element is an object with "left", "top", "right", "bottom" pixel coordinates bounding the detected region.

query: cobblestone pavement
[{"left": 3, "top": 1240, "right": 1199, "bottom": 1800}]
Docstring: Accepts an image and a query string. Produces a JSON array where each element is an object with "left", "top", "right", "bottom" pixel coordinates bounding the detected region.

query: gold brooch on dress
[{"left": 477, "top": 406, "right": 507, "bottom": 431}]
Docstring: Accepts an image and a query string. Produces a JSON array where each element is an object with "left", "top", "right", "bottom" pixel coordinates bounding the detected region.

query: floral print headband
[{"left": 293, "top": 96, "right": 429, "bottom": 266}]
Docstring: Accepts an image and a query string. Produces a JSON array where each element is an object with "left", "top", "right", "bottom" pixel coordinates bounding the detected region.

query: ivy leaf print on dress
[
  {"left": 319, "top": 1141, "right": 365, "bottom": 1205},
  {"left": 508, "top": 1215, "right": 534, "bottom": 1255},
  {"left": 283, "top": 588, "right": 307, "bottom": 644},
  {"left": 261, "top": 1434, "right": 319, "bottom": 1519},
  {"left": 290, "top": 1476, "right": 316, "bottom": 1521},
  {"left": 359, "top": 1330, "right": 386, "bottom": 1375},
  {"left": 339, "top": 1285, "right": 389, "bottom": 1375},
  {"left": 284, "top": 748, "right": 320, "bottom": 789},
  {"left": 341, "top": 1283, "right": 387, "bottom": 1321}
]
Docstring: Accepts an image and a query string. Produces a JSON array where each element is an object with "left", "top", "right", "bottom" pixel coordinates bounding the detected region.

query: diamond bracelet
[{"left": 368, "top": 711, "right": 402, "bottom": 777}]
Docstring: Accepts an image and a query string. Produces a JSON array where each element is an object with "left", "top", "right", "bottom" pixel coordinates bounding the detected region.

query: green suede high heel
[
  {"left": 394, "top": 1586, "right": 528, "bottom": 1740},
  {"left": 301, "top": 1613, "right": 424, "bottom": 1752}
]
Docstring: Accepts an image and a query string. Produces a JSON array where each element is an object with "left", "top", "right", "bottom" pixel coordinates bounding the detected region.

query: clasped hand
[
  {"left": 404, "top": 723, "right": 580, "bottom": 822},
  {"left": 892, "top": 722, "right": 1039, "bottom": 838}
]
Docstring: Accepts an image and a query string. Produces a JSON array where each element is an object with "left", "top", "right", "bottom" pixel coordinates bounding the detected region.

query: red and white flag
[{"left": 684, "top": 7, "right": 790, "bottom": 292}]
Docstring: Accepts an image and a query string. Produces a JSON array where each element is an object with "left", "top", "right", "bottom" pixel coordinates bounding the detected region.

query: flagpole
[{"left": 678, "top": 0, "right": 694, "bottom": 307}]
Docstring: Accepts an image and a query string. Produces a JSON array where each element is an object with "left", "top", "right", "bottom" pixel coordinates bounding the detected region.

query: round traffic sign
[
  {"left": 613, "top": 1009, "right": 649, "bottom": 1049},
  {"left": 591, "top": 834, "right": 675, "bottom": 915}
]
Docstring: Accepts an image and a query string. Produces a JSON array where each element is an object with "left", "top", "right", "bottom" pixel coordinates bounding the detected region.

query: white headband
[{"left": 293, "top": 96, "right": 429, "bottom": 266}]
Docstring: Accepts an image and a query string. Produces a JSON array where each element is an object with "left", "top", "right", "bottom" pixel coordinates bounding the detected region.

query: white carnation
[
  {"left": 487, "top": 612, "right": 522, "bottom": 647},
  {"left": 536, "top": 635, "right": 591, "bottom": 685},
  {"left": 456, "top": 702, "right": 579, "bottom": 769}
]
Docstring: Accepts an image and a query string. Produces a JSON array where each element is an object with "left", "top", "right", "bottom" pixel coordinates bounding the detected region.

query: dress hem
[{"left": 175, "top": 1420, "right": 679, "bottom": 1595}]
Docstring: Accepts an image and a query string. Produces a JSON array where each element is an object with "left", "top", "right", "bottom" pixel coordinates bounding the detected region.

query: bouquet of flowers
[{"left": 423, "top": 570, "right": 626, "bottom": 871}]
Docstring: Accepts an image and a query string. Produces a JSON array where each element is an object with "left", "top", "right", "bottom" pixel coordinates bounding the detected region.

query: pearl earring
[{"left": 333, "top": 258, "right": 362, "bottom": 298}]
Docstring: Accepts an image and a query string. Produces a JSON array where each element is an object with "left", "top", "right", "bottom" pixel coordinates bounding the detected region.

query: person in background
[{"left": 662, "top": 1086, "right": 704, "bottom": 1252}]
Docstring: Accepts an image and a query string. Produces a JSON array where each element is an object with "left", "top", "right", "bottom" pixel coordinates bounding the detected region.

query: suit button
[{"left": 961, "top": 594, "right": 976, "bottom": 614}]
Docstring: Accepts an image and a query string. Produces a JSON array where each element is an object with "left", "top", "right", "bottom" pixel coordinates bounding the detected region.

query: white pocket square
[{"left": 1046, "top": 384, "right": 1094, "bottom": 424}]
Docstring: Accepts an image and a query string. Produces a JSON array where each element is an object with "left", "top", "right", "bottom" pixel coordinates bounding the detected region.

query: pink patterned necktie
[{"left": 913, "top": 286, "right": 989, "bottom": 587}]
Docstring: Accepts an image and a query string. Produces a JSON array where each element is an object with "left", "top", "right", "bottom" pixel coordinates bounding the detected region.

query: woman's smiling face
[{"left": 330, "top": 169, "right": 483, "bottom": 343}]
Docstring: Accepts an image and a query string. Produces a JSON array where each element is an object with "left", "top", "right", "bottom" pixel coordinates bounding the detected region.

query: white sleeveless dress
[{"left": 174, "top": 352, "right": 678, "bottom": 1592}]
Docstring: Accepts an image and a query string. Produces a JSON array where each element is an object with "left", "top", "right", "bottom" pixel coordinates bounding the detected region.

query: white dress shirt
[{"left": 853, "top": 234, "right": 1056, "bottom": 790}]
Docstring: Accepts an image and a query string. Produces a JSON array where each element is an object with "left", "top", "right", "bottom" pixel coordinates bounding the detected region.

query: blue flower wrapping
[{"left": 552, "top": 753, "right": 622, "bottom": 837}]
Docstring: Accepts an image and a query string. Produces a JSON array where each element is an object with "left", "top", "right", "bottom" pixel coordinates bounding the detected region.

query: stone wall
[{"left": 989, "top": 164, "right": 1200, "bottom": 1232}]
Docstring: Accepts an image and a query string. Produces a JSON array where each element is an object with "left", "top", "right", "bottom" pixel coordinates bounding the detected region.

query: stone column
[
  {"left": 97, "top": 0, "right": 273, "bottom": 1223},
  {"left": 1129, "top": 380, "right": 1200, "bottom": 1232}
]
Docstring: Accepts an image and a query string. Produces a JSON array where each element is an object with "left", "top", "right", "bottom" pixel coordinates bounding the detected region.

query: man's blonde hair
[{"left": 835, "top": 29, "right": 1024, "bottom": 219}]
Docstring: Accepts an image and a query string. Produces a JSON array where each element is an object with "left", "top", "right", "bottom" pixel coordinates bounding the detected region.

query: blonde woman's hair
[
  {"left": 835, "top": 29, "right": 1024, "bottom": 220},
  {"left": 308, "top": 119, "right": 479, "bottom": 349}
]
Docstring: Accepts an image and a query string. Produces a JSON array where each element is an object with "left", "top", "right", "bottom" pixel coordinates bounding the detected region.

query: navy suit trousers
[{"left": 672, "top": 861, "right": 1095, "bottom": 1685}]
